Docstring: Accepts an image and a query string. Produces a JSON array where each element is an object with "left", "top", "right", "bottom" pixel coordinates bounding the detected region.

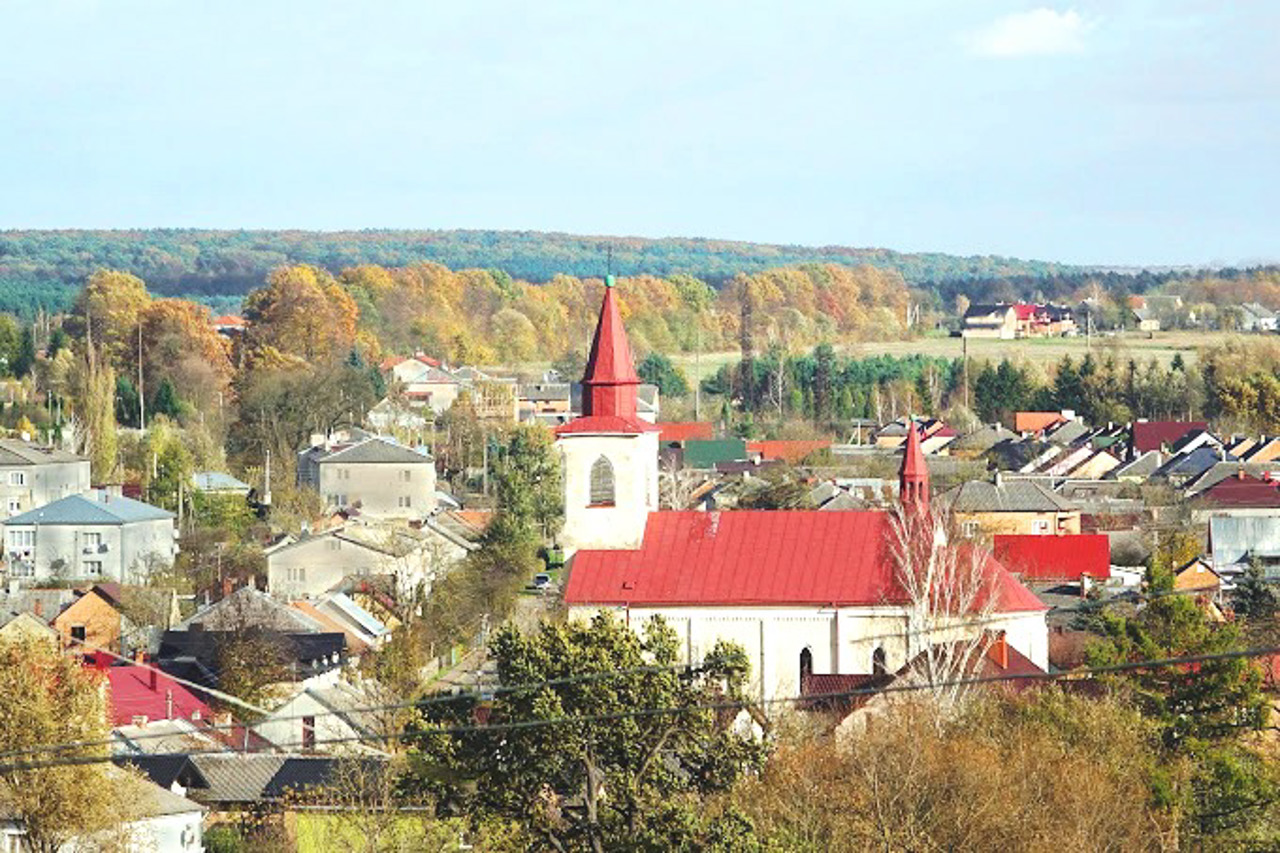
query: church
[{"left": 556, "top": 278, "right": 1049, "bottom": 705}]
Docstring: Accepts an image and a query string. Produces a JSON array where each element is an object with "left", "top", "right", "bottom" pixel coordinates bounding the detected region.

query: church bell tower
[{"left": 555, "top": 276, "right": 659, "bottom": 552}]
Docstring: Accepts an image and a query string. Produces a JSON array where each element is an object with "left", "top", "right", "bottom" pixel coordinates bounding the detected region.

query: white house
[
  {"left": 0, "top": 439, "right": 91, "bottom": 517},
  {"left": 298, "top": 435, "right": 437, "bottom": 520},
  {"left": 266, "top": 521, "right": 473, "bottom": 599},
  {"left": 2, "top": 492, "right": 177, "bottom": 584},
  {"left": 558, "top": 280, "right": 1050, "bottom": 707},
  {"left": 252, "top": 679, "right": 386, "bottom": 755}
]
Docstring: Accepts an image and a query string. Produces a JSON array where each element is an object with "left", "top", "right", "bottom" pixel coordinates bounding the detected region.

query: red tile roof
[
  {"left": 658, "top": 422, "right": 715, "bottom": 443},
  {"left": 1198, "top": 472, "right": 1280, "bottom": 508},
  {"left": 993, "top": 534, "right": 1112, "bottom": 581},
  {"left": 746, "top": 440, "right": 832, "bottom": 464},
  {"left": 102, "top": 663, "right": 214, "bottom": 727},
  {"left": 1014, "top": 412, "right": 1066, "bottom": 434},
  {"left": 1131, "top": 421, "right": 1207, "bottom": 453},
  {"left": 213, "top": 314, "right": 245, "bottom": 327},
  {"left": 554, "top": 415, "right": 659, "bottom": 436},
  {"left": 566, "top": 511, "right": 1045, "bottom": 611},
  {"left": 1013, "top": 304, "right": 1039, "bottom": 321}
]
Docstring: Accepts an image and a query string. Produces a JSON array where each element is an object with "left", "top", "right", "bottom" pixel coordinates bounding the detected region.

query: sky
[{"left": 1, "top": 1, "right": 1276, "bottom": 267}]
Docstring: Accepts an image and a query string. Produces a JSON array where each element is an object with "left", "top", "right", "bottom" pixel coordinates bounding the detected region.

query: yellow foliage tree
[{"left": 243, "top": 265, "right": 358, "bottom": 364}]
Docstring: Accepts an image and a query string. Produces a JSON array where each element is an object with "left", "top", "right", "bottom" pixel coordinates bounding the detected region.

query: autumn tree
[
  {"left": 243, "top": 264, "right": 358, "bottom": 365},
  {"left": 75, "top": 341, "right": 117, "bottom": 483},
  {"left": 71, "top": 269, "right": 152, "bottom": 369},
  {"left": 0, "top": 639, "right": 143, "bottom": 852},
  {"left": 405, "top": 614, "right": 763, "bottom": 852}
]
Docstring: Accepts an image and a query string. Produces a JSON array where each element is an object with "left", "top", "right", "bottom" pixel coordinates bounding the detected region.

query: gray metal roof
[
  {"left": 1211, "top": 516, "right": 1280, "bottom": 566},
  {"left": 191, "top": 471, "right": 251, "bottom": 492},
  {"left": 179, "top": 586, "right": 327, "bottom": 633},
  {"left": 5, "top": 492, "right": 173, "bottom": 526},
  {"left": 318, "top": 436, "right": 432, "bottom": 465},
  {"left": 942, "top": 479, "right": 1075, "bottom": 513},
  {"left": 1045, "top": 420, "right": 1089, "bottom": 447},
  {"left": 0, "top": 440, "right": 84, "bottom": 466},
  {"left": 187, "top": 754, "right": 288, "bottom": 803},
  {"left": 951, "top": 424, "right": 1016, "bottom": 452},
  {"left": 1110, "top": 450, "right": 1161, "bottom": 480}
]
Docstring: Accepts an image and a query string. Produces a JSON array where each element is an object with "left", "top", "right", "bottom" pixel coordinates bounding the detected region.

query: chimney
[
  {"left": 134, "top": 648, "right": 145, "bottom": 664},
  {"left": 149, "top": 667, "right": 157, "bottom": 691},
  {"left": 994, "top": 631, "right": 1009, "bottom": 670},
  {"left": 33, "top": 599, "right": 43, "bottom": 619},
  {"left": 994, "top": 470, "right": 1003, "bottom": 488},
  {"left": 1080, "top": 574, "right": 1092, "bottom": 599},
  {"left": 165, "top": 689, "right": 173, "bottom": 720},
  {"left": 221, "top": 578, "right": 233, "bottom": 599},
  {"left": 95, "top": 652, "right": 110, "bottom": 671}
]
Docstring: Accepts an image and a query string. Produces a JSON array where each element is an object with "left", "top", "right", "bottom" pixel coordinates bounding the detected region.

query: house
[
  {"left": 747, "top": 440, "right": 832, "bottom": 465},
  {"left": 0, "top": 439, "right": 91, "bottom": 517},
  {"left": 0, "top": 609, "right": 58, "bottom": 646},
  {"left": 657, "top": 422, "right": 715, "bottom": 444},
  {"left": 993, "top": 534, "right": 1111, "bottom": 583},
  {"left": 941, "top": 476, "right": 1081, "bottom": 536},
  {"left": 252, "top": 680, "right": 386, "bottom": 754},
  {"left": 158, "top": 628, "right": 348, "bottom": 698},
  {"left": 1191, "top": 471, "right": 1280, "bottom": 523},
  {"left": 103, "top": 657, "right": 216, "bottom": 729},
  {"left": 1153, "top": 446, "right": 1234, "bottom": 487},
  {"left": 1133, "top": 307, "right": 1160, "bottom": 331},
  {"left": 962, "top": 304, "right": 1018, "bottom": 339},
  {"left": 1174, "top": 558, "right": 1224, "bottom": 595},
  {"left": 1240, "top": 303, "right": 1278, "bottom": 333},
  {"left": 266, "top": 521, "right": 473, "bottom": 599},
  {"left": 0, "top": 769, "right": 207, "bottom": 852},
  {"left": 949, "top": 424, "right": 1017, "bottom": 459},
  {"left": 1110, "top": 451, "right": 1161, "bottom": 483},
  {"left": 1014, "top": 411, "right": 1067, "bottom": 436},
  {"left": 290, "top": 592, "right": 391, "bottom": 653},
  {"left": 2, "top": 491, "right": 177, "bottom": 584},
  {"left": 1210, "top": 516, "right": 1280, "bottom": 575},
  {"left": 366, "top": 396, "right": 431, "bottom": 435},
  {"left": 1130, "top": 420, "right": 1208, "bottom": 456},
  {"left": 385, "top": 355, "right": 461, "bottom": 415},
  {"left": 1062, "top": 449, "right": 1122, "bottom": 480},
  {"left": 53, "top": 583, "right": 180, "bottom": 656},
  {"left": 558, "top": 281, "right": 1048, "bottom": 706},
  {"left": 298, "top": 436, "right": 437, "bottom": 519}
]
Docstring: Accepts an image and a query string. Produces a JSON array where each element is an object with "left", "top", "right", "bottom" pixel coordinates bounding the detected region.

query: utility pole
[
  {"left": 694, "top": 313, "right": 701, "bottom": 422},
  {"left": 962, "top": 333, "right": 970, "bottom": 412},
  {"left": 137, "top": 319, "right": 145, "bottom": 431}
]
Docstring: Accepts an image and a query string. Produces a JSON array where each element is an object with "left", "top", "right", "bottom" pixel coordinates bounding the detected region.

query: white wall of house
[
  {"left": 558, "top": 431, "right": 659, "bottom": 551},
  {"left": 267, "top": 530, "right": 466, "bottom": 599},
  {"left": 318, "top": 459, "right": 437, "bottom": 519},
  {"left": 568, "top": 604, "right": 1048, "bottom": 706},
  {"left": 3, "top": 518, "right": 177, "bottom": 583},
  {"left": 0, "top": 460, "right": 90, "bottom": 517},
  {"left": 119, "top": 810, "right": 204, "bottom": 852},
  {"left": 252, "top": 689, "right": 366, "bottom": 753}
]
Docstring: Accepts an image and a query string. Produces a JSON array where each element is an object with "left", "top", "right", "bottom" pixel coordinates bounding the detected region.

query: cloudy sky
[{"left": 1, "top": 1, "right": 1276, "bottom": 266}]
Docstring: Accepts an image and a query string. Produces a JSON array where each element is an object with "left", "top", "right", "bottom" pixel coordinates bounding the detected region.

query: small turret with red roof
[{"left": 899, "top": 417, "right": 930, "bottom": 514}]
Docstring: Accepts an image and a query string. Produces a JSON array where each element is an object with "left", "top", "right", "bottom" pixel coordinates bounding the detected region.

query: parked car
[{"left": 532, "top": 573, "right": 552, "bottom": 592}]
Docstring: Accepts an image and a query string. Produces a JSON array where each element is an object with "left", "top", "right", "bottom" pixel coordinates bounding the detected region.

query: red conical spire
[
  {"left": 581, "top": 276, "right": 640, "bottom": 418},
  {"left": 900, "top": 417, "right": 929, "bottom": 514}
]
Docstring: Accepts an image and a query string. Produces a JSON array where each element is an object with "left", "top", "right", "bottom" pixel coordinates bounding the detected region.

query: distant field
[{"left": 671, "top": 330, "right": 1241, "bottom": 382}]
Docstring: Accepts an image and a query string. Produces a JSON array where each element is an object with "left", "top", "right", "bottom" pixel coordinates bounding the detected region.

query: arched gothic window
[
  {"left": 799, "top": 647, "right": 813, "bottom": 680},
  {"left": 872, "top": 646, "right": 887, "bottom": 676},
  {"left": 589, "top": 456, "right": 615, "bottom": 506}
]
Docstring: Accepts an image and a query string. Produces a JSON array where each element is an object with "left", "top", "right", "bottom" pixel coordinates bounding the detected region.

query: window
[
  {"left": 9, "top": 561, "right": 32, "bottom": 578},
  {"left": 397, "top": 495, "right": 412, "bottom": 508},
  {"left": 83, "top": 532, "right": 102, "bottom": 550},
  {"left": 399, "top": 469, "right": 412, "bottom": 482},
  {"left": 799, "top": 647, "right": 813, "bottom": 680},
  {"left": 589, "top": 456, "right": 615, "bottom": 507},
  {"left": 70, "top": 625, "right": 86, "bottom": 643},
  {"left": 8, "top": 472, "right": 24, "bottom": 487},
  {"left": 5, "top": 499, "right": 18, "bottom": 515},
  {"left": 336, "top": 493, "right": 348, "bottom": 506},
  {"left": 873, "top": 647, "right": 887, "bottom": 676},
  {"left": 1032, "top": 519, "right": 1051, "bottom": 534},
  {"left": 301, "top": 716, "right": 316, "bottom": 750},
  {"left": 337, "top": 468, "right": 350, "bottom": 481},
  {"left": 7, "top": 529, "right": 33, "bottom": 551},
  {"left": 287, "top": 567, "right": 307, "bottom": 583},
  {"left": 83, "top": 560, "right": 102, "bottom": 577},
  {"left": 961, "top": 521, "right": 979, "bottom": 538},
  {"left": 327, "top": 539, "right": 340, "bottom": 552}
]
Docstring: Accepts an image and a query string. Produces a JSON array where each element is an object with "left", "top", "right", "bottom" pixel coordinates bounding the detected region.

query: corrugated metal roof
[
  {"left": 993, "top": 534, "right": 1111, "bottom": 581},
  {"left": 191, "top": 471, "right": 251, "bottom": 492},
  {"left": 658, "top": 422, "right": 715, "bottom": 443},
  {"left": 320, "top": 437, "right": 432, "bottom": 465},
  {"left": 1211, "top": 516, "right": 1280, "bottom": 566},
  {"left": 0, "top": 440, "right": 84, "bottom": 465},
  {"left": 565, "top": 511, "right": 1045, "bottom": 611},
  {"left": 1197, "top": 473, "right": 1280, "bottom": 507},
  {"left": 942, "top": 479, "right": 1073, "bottom": 513},
  {"left": 682, "top": 439, "right": 748, "bottom": 469},
  {"left": 5, "top": 492, "right": 173, "bottom": 526}
]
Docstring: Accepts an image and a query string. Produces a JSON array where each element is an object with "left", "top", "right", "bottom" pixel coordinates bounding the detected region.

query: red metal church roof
[{"left": 566, "top": 511, "right": 1046, "bottom": 611}]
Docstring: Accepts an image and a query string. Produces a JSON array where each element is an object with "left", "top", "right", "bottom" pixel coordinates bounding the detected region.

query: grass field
[{"left": 670, "top": 330, "right": 1239, "bottom": 383}]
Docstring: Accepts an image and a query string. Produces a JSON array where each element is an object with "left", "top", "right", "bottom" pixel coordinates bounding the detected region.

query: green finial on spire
[{"left": 605, "top": 274, "right": 615, "bottom": 288}]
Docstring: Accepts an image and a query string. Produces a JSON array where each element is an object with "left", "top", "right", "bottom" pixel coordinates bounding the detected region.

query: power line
[
  {"left": 3, "top": 643, "right": 1276, "bottom": 776},
  {"left": 13, "top": 575, "right": 1267, "bottom": 761}
]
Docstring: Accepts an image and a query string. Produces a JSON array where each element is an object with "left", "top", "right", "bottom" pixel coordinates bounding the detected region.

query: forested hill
[{"left": 0, "top": 229, "right": 1080, "bottom": 313}]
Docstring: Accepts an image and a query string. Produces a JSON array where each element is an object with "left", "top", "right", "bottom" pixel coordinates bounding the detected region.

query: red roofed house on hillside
[
  {"left": 993, "top": 534, "right": 1111, "bottom": 582},
  {"left": 1014, "top": 411, "right": 1067, "bottom": 436},
  {"left": 658, "top": 422, "right": 715, "bottom": 444},
  {"left": 747, "top": 440, "right": 832, "bottom": 465},
  {"left": 559, "top": 280, "right": 1048, "bottom": 706}
]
